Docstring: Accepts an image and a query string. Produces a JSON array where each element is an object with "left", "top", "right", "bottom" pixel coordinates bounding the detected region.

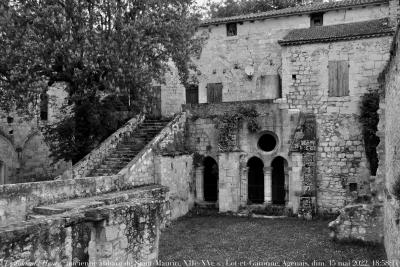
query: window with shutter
[
  {"left": 206, "top": 83, "right": 223, "bottom": 103},
  {"left": 328, "top": 61, "right": 349, "bottom": 97}
]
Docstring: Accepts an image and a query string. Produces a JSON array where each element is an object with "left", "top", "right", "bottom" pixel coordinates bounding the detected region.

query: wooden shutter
[
  {"left": 328, "top": 61, "right": 349, "bottom": 97},
  {"left": 207, "top": 83, "right": 223, "bottom": 103},
  {"left": 186, "top": 85, "right": 199, "bottom": 104},
  {"left": 328, "top": 61, "right": 338, "bottom": 97},
  {"left": 338, "top": 61, "right": 349, "bottom": 96}
]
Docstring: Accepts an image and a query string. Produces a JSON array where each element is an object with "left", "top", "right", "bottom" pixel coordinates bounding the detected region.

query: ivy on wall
[
  {"left": 215, "top": 107, "right": 260, "bottom": 152},
  {"left": 359, "top": 92, "right": 380, "bottom": 176}
]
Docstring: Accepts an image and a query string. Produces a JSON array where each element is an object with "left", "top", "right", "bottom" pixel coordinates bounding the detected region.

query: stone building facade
[{"left": 162, "top": 0, "right": 400, "bottom": 215}]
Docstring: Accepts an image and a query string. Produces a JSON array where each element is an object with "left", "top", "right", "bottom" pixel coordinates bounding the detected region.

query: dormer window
[
  {"left": 226, "top": 23, "right": 237, "bottom": 36},
  {"left": 310, "top": 13, "right": 323, "bottom": 27}
]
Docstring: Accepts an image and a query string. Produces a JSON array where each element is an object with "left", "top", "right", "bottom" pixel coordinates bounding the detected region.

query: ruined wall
[
  {"left": 0, "top": 83, "right": 69, "bottom": 184},
  {"left": 0, "top": 175, "right": 131, "bottom": 227},
  {"left": 0, "top": 186, "right": 168, "bottom": 266},
  {"left": 282, "top": 36, "right": 392, "bottom": 212},
  {"left": 159, "top": 62, "right": 186, "bottom": 117},
  {"left": 156, "top": 155, "right": 195, "bottom": 220},
  {"left": 328, "top": 203, "right": 384, "bottom": 243},
  {"left": 379, "top": 26, "right": 400, "bottom": 264}
]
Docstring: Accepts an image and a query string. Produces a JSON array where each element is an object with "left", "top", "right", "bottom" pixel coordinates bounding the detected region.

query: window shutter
[
  {"left": 207, "top": 83, "right": 223, "bottom": 103},
  {"left": 328, "top": 61, "right": 338, "bottom": 96},
  {"left": 328, "top": 61, "right": 349, "bottom": 97},
  {"left": 338, "top": 61, "right": 349, "bottom": 96}
]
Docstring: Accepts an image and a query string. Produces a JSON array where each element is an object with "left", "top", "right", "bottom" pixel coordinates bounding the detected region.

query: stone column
[
  {"left": 264, "top": 166, "right": 272, "bottom": 204},
  {"left": 240, "top": 166, "right": 248, "bottom": 205},
  {"left": 195, "top": 166, "right": 204, "bottom": 202}
]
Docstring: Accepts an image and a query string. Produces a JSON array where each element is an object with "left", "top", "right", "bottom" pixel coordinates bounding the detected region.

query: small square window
[
  {"left": 226, "top": 23, "right": 237, "bottom": 36},
  {"left": 310, "top": 13, "right": 323, "bottom": 27}
]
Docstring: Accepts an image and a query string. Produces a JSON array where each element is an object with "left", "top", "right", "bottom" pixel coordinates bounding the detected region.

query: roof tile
[
  {"left": 278, "top": 18, "right": 394, "bottom": 45},
  {"left": 200, "top": 0, "right": 388, "bottom": 26}
]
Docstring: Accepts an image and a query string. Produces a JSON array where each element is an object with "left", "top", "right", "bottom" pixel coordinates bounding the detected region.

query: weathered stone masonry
[
  {"left": 378, "top": 25, "right": 400, "bottom": 264},
  {"left": 282, "top": 37, "right": 392, "bottom": 212}
]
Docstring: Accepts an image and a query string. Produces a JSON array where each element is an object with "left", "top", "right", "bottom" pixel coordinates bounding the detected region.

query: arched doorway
[
  {"left": 247, "top": 157, "right": 264, "bottom": 204},
  {"left": 271, "top": 157, "right": 287, "bottom": 205},
  {"left": 203, "top": 157, "right": 218, "bottom": 202}
]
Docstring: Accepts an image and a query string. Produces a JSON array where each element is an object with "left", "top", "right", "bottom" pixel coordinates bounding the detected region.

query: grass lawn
[{"left": 158, "top": 215, "right": 387, "bottom": 267}]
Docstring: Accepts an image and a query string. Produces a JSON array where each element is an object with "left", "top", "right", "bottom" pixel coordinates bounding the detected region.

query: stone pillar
[
  {"left": 240, "top": 166, "right": 248, "bottom": 205},
  {"left": 264, "top": 167, "right": 272, "bottom": 204},
  {"left": 195, "top": 166, "right": 204, "bottom": 202}
]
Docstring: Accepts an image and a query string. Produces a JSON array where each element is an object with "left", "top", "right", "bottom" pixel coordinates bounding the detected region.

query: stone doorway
[
  {"left": 203, "top": 157, "right": 218, "bottom": 202},
  {"left": 247, "top": 157, "right": 264, "bottom": 204},
  {"left": 271, "top": 157, "right": 287, "bottom": 205}
]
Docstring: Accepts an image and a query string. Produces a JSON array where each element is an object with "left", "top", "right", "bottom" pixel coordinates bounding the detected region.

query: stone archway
[
  {"left": 247, "top": 157, "right": 264, "bottom": 204},
  {"left": 203, "top": 157, "right": 219, "bottom": 202},
  {"left": 271, "top": 156, "right": 288, "bottom": 205}
]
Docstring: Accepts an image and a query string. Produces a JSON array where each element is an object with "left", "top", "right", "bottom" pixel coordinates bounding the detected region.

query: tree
[
  {"left": 0, "top": 0, "right": 202, "bottom": 163},
  {"left": 206, "top": 0, "right": 307, "bottom": 19}
]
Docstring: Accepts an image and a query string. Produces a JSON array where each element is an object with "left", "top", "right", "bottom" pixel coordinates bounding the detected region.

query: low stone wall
[
  {"left": 0, "top": 186, "right": 168, "bottom": 266},
  {"left": 0, "top": 175, "right": 133, "bottom": 227},
  {"left": 156, "top": 155, "right": 195, "bottom": 220},
  {"left": 328, "top": 204, "right": 384, "bottom": 243},
  {"left": 64, "top": 114, "right": 145, "bottom": 179}
]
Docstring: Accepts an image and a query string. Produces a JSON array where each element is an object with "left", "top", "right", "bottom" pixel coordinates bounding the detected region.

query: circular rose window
[{"left": 258, "top": 133, "right": 277, "bottom": 152}]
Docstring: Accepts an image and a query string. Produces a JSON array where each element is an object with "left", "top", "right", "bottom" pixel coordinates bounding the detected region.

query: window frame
[{"left": 226, "top": 22, "right": 237, "bottom": 37}]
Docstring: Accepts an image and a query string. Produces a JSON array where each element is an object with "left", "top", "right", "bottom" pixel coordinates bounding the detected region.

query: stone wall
[
  {"left": 69, "top": 114, "right": 145, "bottom": 179},
  {"left": 328, "top": 204, "right": 384, "bottom": 243},
  {"left": 159, "top": 62, "right": 186, "bottom": 117},
  {"left": 0, "top": 185, "right": 168, "bottom": 266},
  {"left": 184, "top": 101, "right": 307, "bottom": 213},
  {"left": 0, "top": 84, "right": 70, "bottom": 184},
  {"left": 195, "top": 3, "right": 389, "bottom": 104},
  {"left": 156, "top": 155, "right": 195, "bottom": 220},
  {"left": 120, "top": 112, "right": 188, "bottom": 185},
  {"left": 282, "top": 36, "right": 392, "bottom": 212},
  {"left": 0, "top": 174, "right": 132, "bottom": 227},
  {"left": 378, "top": 25, "right": 400, "bottom": 265}
]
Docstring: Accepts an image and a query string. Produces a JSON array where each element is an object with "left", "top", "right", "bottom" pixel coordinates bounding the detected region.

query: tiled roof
[
  {"left": 200, "top": 0, "right": 388, "bottom": 26},
  {"left": 278, "top": 18, "right": 394, "bottom": 45}
]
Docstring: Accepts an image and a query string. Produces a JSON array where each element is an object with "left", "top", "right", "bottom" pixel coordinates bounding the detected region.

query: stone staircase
[{"left": 88, "top": 118, "right": 170, "bottom": 177}]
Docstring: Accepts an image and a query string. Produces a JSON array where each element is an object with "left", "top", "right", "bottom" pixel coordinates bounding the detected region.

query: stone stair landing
[{"left": 88, "top": 118, "right": 170, "bottom": 177}]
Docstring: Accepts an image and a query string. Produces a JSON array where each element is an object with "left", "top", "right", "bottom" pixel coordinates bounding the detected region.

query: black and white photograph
[{"left": 0, "top": 0, "right": 399, "bottom": 266}]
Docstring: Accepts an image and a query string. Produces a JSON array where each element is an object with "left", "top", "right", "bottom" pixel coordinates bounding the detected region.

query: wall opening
[
  {"left": 203, "top": 157, "right": 219, "bottom": 202},
  {"left": 258, "top": 133, "right": 277, "bottom": 152},
  {"left": 247, "top": 157, "right": 264, "bottom": 204},
  {"left": 271, "top": 157, "right": 287, "bottom": 205}
]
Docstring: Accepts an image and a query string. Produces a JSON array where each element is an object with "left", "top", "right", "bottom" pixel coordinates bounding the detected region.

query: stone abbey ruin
[{"left": 1, "top": 0, "right": 400, "bottom": 265}]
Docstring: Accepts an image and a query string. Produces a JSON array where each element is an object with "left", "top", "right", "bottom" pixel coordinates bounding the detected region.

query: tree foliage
[
  {"left": 206, "top": 0, "right": 307, "bottom": 19},
  {"left": 0, "top": 0, "right": 201, "bottom": 163}
]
